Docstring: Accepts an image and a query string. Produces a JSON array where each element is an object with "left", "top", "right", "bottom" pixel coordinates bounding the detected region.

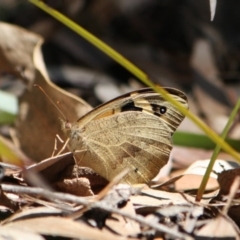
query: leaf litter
[{"left": 0, "top": 21, "right": 240, "bottom": 240}]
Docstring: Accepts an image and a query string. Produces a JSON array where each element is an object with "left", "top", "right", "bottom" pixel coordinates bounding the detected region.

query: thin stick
[
  {"left": 222, "top": 176, "right": 240, "bottom": 215},
  {"left": 1, "top": 183, "right": 192, "bottom": 239}
]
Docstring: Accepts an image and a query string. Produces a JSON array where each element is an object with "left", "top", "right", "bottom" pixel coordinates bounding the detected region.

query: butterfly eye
[{"left": 65, "top": 121, "right": 72, "bottom": 130}]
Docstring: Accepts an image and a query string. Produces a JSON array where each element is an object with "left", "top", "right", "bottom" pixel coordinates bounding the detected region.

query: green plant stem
[{"left": 196, "top": 97, "right": 240, "bottom": 202}]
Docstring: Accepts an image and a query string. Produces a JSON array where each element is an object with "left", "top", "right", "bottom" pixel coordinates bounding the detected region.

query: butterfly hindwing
[{"left": 66, "top": 88, "right": 188, "bottom": 184}]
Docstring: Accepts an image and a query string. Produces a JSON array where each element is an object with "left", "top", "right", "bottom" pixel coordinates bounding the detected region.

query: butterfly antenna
[{"left": 34, "top": 84, "right": 67, "bottom": 121}]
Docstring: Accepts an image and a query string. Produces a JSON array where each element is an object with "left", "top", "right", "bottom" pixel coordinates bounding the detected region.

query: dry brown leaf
[
  {"left": 0, "top": 226, "right": 44, "bottom": 240},
  {"left": 3, "top": 206, "right": 63, "bottom": 224},
  {"left": 21, "top": 152, "right": 74, "bottom": 188},
  {"left": 228, "top": 205, "right": 240, "bottom": 228},
  {"left": 0, "top": 22, "right": 92, "bottom": 161},
  {"left": 171, "top": 169, "right": 218, "bottom": 192},
  {"left": 0, "top": 22, "right": 41, "bottom": 83},
  {"left": 23, "top": 152, "right": 73, "bottom": 174},
  {"left": 217, "top": 168, "right": 240, "bottom": 196},
  {"left": 4, "top": 216, "right": 128, "bottom": 240},
  {"left": 0, "top": 22, "right": 96, "bottom": 195},
  {"left": 16, "top": 69, "right": 92, "bottom": 161},
  {"left": 10, "top": 24, "right": 92, "bottom": 161},
  {"left": 195, "top": 214, "right": 240, "bottom": 239},
  {"left": 105, "top": 200, "right": 141, "bottom": 236},
  {"left": 155, "top": 159, "right": 234, "bottom": 191}
]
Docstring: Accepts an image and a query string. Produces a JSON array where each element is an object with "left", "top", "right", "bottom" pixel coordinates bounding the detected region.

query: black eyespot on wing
[
  {"left": 151, "top": 104, "right": 167, "bottom": 117},
  {"left": 121, "top": 100, "right": 143, "bottom": 112},
  {"left": 160, "top": 106, "right": 167, "bottom": 114}
]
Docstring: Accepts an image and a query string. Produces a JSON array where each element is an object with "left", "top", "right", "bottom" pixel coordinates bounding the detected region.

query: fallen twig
[{"left": 1, "top": 183, "right": 192, "bottom": 239}]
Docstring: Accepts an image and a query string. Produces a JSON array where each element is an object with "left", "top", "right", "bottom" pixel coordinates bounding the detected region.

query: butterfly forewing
[{"left": 66, "top": 88, "right": 188, "bottom": 184}]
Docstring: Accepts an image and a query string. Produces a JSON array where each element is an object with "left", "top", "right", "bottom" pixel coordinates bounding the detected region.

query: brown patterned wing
[{"left": 68, "top": 88, "right": 188, "bottom": 184}]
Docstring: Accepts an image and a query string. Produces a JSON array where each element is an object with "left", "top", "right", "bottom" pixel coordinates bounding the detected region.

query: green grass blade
[{"left": 196, "top": 97, "right": 240, "bottom": 201}]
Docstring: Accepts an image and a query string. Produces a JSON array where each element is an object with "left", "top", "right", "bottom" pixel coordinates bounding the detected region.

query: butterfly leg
[
  {"left": 55, "top": 138, "right": 70, "bottom": 156},
  {"left": 51, "top": 134, "right": 65, "bottom": 157},
  {"left": 72, "top": 150, "right": 87, "bottom": 179}
]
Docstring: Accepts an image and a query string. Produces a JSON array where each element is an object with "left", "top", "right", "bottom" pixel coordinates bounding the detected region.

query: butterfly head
[
  {"left": 60, "top": 117, "right": 87, "bottom": 152},
  {"left": 60, "top": 118, "right": 72, "bottom": 135}
]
